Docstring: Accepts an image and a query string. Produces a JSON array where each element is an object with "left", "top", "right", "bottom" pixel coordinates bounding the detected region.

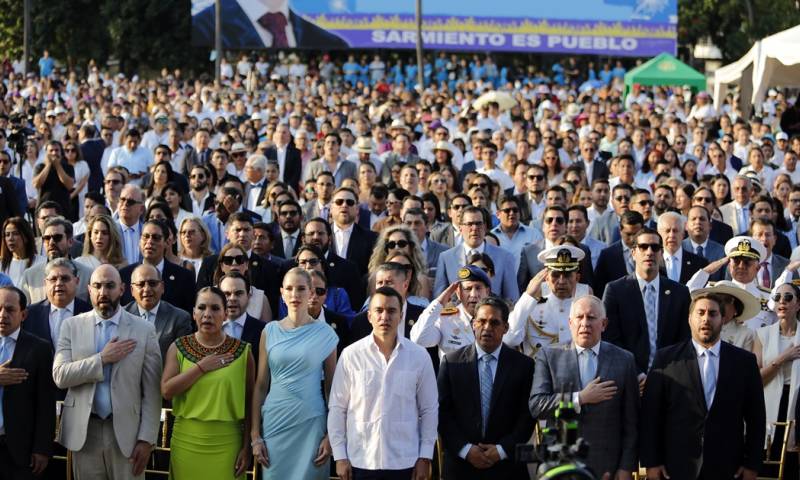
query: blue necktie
[
  {"left": 479, "top": 355, "right": 494, "bottom": 436},
  {"left": 668, "top": 256, "right": 680, "bottom": 282},
  {"left": 695, "top": 244, "right": 704, "bottom": 258},
  {"left": 92, "top": 320, "right": 113, "bottom": 419},
  {"left": 702, "top": 350, "right": 717, "bottom": 407},
  {"left": 579, "top": 349, "right": 596, "bottom": 388},
  {"left": 0, "top": 337, "right": 12, "bottom": 432},
  {"left": 644, "top": 285, "right": 658, "bottom": 369},
  {"left": 224, "top": 321, "right": 243, "bottom": 340}
]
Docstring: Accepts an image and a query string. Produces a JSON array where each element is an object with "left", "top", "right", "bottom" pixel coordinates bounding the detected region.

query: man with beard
[
  {"left": 516, "top": 164, "right": 547, "bottom": 225},
  {"left": 302, "top": 217, "right": 364, "bottom": 309},
  {"left": 219, "top": 272, "right": 265, "bottom": 366},
  {"left": 640, "top": 293, "right": 765, "bottom": 480},
  {"left": 506, "top": 245, "right": 585, "bottom": 358},
  {"left": 653, "top": 184, "right": 675, "bottom": 218},
  {"left": 188, "top": 165, "right": 215, "bottom": 217},
  {"left": 271, "top": 199, "right": 303, "bottom": 259},
  {"left": 53, "top": 264, "right": 162, "bottom": 480}
]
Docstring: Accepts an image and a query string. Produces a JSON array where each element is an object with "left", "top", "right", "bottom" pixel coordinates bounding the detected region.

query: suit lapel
[
  {"left": 489, "top": 346, "right": 511, "bottom": 419},
  {"left": 657, "top": 277, "right": 672, "bottom": 346},
  {"left": 682, "top": 341, "right": 708, "bottom": 413},
  {"left": 626, "top": 277, "right": 647, "bottom": 337},
  {"left": 154, "top": 304, "right": 168, "bottom": 338},
  {"left": 463, "top": 346, "right": 482, "bottom": 424},
  {"left": 112, "top": 312, "right": 132, "bottom": 380},
  {"left": 595, "top": 341, "right": 611, "bottom": 381}
]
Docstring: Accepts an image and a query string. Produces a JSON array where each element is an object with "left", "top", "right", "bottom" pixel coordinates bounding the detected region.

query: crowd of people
[{"left": 1, "top": 49, "right": 800, "bottom": 480}]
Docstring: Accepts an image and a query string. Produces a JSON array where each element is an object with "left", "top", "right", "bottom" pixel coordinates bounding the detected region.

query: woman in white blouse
[
  {"left": 1, "top": 217, "right": 44, "bottom": 286},
  {"left": 754, "top": 282, "right": 800, "bottom": 479}
]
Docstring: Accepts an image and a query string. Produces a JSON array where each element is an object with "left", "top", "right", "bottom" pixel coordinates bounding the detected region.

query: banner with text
[{"left": 191, "top": 0, "right": 677, "bottom": 57}]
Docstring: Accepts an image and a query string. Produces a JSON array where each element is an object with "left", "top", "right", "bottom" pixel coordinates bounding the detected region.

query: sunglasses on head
[
  {"left": 385, "top": 239, "right": 410, "bottom": 251},
  {"left": 333, "top": 198, "right": 356, "bottom": 206},
  {"left": 221, "top": 254, "right": 247, "bottom": 266}
]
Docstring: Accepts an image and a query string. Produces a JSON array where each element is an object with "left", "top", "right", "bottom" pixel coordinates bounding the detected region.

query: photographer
[{"left": 31, "top": 140, "right": 74, "bottom": 210}]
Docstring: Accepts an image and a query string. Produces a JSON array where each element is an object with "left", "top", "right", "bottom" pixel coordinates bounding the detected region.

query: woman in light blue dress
[{"left": 251, "top": 267, "right": 338, "bottom": 479}]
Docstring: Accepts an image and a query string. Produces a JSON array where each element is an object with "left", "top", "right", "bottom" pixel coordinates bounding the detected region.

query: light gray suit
[
  {"left": 53, "top": 309, "right": 162, "bottom": 462},
  {"left": 19, "top": 259, "right": 93, "bottom": 304},
  {"left": 305, "top": 158, "right": 357, "bottom": 187},
  {"left": 433, "top": 242, "right": 520, "bottom": 302},
  {"left": 430, "top": 222, "right": 457, "bottom": 247},
  {"left": 124, "top": 300, "right": 194, "bottom": 361},
  {"left": 423, "top": 238, "right": 448, "bottom": 278},
  {"left": 719, "top": 201, "right": 749, "bottom": 235},
  {"left": 588, "top": 210, "right": 619, "bottom": 244},
  {"left": 582, "top": 235, "right": 605, "bottom": 269},
  {"left": 517, "top": 243, "right": 544, "bottom": 292},
  {"left": 530, "top": 341, "right": 639, "bottom": 477}
]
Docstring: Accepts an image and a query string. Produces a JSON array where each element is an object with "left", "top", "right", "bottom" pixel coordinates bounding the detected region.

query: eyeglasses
[
  {"left": 313, "top": 287, "right": 327, "bottom": 296},
  {"left": 221, "top": 255, "right": 247, "bottom": 266},
  {"left": 131, "top": 280, "right": 162, "bottom": 289},
  {"left": 637, "top": 200, "right": 654, "bottom": 207},
  {"left": 773, "top": 293, "right": 796, "bottom": 303},
  {"left": 527, "top": 174, "right": 545, "bottom": 181},
  {"left": 64, "top": 148, "right": 76, "bottom": 153},
  {"left": 614, "top": 196, "right": 631, "bottom": 202},
  {"left": 279, "top": 210, "right": 299, "bottom": 217},
  {"left": 42, "top": 233, "right": 64, "bottom": 243},
  {"left": 432, "top": 178, "right": 447, "bottom": 184},
  {"left": 141, "top": 233, "right": 163, "bottom": 242},
  {"left": 462, "top": 221, "right": 484, "bottom": 228},
  {"left": 298, "top": 257, "right": 321, "bottom": 267},
  {"left": 499, "top": 207, "right": 519, "bottom": 214},
  {"left": 333, "top": 198, "right": 356, "bottom": 206},
  {"left": 385, "top": 240, "right": 410, "bottom": 250},
  {"left": 45, "top": 274, "right": 74, "bottom": 283},
  {"left": 451, "top": 203, "right": 469, "bottom": 210},
  {"left": 544, "top": 217, "right": 565, "bottom": 225},
  {"left": 119, "top": 197, "right": 142, "bottom": 206},
  {"left": 190, "top": 174, "right": 206, "bottom": 179},
  {"left": 635, "top": 243, "right": 662, "bottom": 252}
]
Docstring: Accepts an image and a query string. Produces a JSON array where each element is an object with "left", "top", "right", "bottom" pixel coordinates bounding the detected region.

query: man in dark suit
[
  {"left": 403, "top": 208, "right": 447, "bottom": 278},
  {"left": 78, "top": 124, "right": 106, "bottom": 194},
  {"left": 530, "top": 295, "right": 639, "bottom": 479},
  {"left": 308, "top": 270, "right": 350, "bottom": 355},
  {"left": 348, "top": 262, "right": 425, "bottom": 348},
  {"left": 0, "top": 172, "right": 22, "bottom": 227},
  {"left": 302, "top": 217, "right": 365, "bottom": 310},
  {"left": 271, "top": 198, "right": 303, "bottom": 259},
  {"left": 578, "top": 139, "right": 610, "bottom": 183},
  {"left": 330, "top": 187, "right": 377, "bottom": 275},
  {"left": 23, "top": 258, "right": 93, "bottom": 354},
  {"left": 219, "top": 272, "right": 266, "bottom": 365},
  {"left": 0, "top": 285, "right": 56, "bottom": 479},
  {"left": 0, "top": 150, "right": 27, "bottom": 214},
  {"left": 592, "top": 210, "right": 644, "bottom": 297},
  {"left": 588, "top": 183, "right": 633, "bottom": 244},
  {"left": 684, "top": 204, "right": 727, "bottom": 263},
  {"left": 602, "top": 228, "right": 691, "bottom": 378},
  {"left": 193, "top": 0, "right": 349, "bottom": 49},
  {"left": 640, "top": 292, "right": 765, "bottom": 480},
  {"left": 657, "top": 211, "right": 708, "bottom": 284},
  {"left": 125, "top": 264, "right": 194, "bottom": 361},
  {"left": 750, "top": 218, "right": 790, "bottom": 289},
  {"left": 119, "top": 220, "right": 197, "bottom": 313},
  {"left": 438, "top": 296, "right": 534, "bottom": 479},
  {"left": 264, "top": 124, "right": 302, "bottom": 191}
]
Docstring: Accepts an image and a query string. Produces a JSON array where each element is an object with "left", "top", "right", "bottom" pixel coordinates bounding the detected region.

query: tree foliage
[{"left": 679, "top": 0, "right": 800, "bottom": 61}]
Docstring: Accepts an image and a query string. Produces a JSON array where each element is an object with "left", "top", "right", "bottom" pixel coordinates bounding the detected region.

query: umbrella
[{"left": 472, "top": 91, "right": 517, "bottom": 111}]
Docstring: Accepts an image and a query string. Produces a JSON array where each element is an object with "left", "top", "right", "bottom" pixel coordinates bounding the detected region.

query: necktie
[
  {"left": 93, "top": 320, "right": 113, "bottom": 419},
  {"left": 579, "top": 349, "right": 597, "bottom": 388},
  {"left": 479, "top": 355, "right": 494, "bottom": 436},
  {"left": 284, "top": 233, "right": 295, "bottom": 257},
  {"left": 321, "top": 206, "right": 329, "bottom": 221},
  {"left": 250, "top": 182, "right": 263, "bottom": 189},
  {"left": 225, "top": 321, "right": 243, "bottom": 340},
  {"left": 644, "top": 285, "right": 658, "bottom": 369},
  {"left": 738, "top": 208, "right": 748, "bottom": 234},
  {"left": 695, "top": 244, "right": 704, "bottom": 258},
  {"left": 624, "top": 249, "right": 635, "bottom": 274},
  {"left": 257, "top": 12, "right": 289, "bottom": 48},
  {"left": 702, "top": 350, "right": 717, "bottom": 407},
  {"left": 668, "top": 256, "right": 679, "bottom": 282},
  {"left": 0, "top": 337, "right": 11, "bottom": 432},
  {"left": 760, "top": 261, "right": 771, "bottom": 289}
]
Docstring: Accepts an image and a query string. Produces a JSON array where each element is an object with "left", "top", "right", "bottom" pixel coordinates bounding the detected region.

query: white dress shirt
[
  {"left": 137, "top": 301, "right": 161, "bottom": 324},
  {"left": 49, "top": 300, "right": 75, "bottom": 346},
  {"left": 333, "top": 223, "right": 355, "bottom": 258},
  {"left": 328, "top": 335, "right": 438, "bottom": 470}
]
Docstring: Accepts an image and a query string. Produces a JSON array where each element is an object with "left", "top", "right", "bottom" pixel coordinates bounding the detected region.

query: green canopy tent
[{"left": 623, "top": 53, "right": 706, "bottom": 100}]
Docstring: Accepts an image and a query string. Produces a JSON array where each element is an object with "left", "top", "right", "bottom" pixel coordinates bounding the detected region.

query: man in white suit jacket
[{"left": 53, "top": 265, "right": 162, "bottom": 479}]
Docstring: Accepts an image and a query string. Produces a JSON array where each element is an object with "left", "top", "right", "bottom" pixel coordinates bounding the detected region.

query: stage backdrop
[{"left": 191, "top": 0, "right": 677, "bottom": 56}]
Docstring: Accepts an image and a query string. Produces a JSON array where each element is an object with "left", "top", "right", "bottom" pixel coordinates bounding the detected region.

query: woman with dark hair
[
  {"left": 281, "top": 245, "right": 354, "bottom": 317},
  {"left": 635, "top": 149, "right": 663, "bottom": 187},
  {"left": 467, "top": 252, "right": 495, "bottom": 278},
  {"left": 64, "top": 138, "right": 89, "bottom": 220},
  {"left": 421, "top": 192, "right": 444, "bottom": 225},
  {"left": 754, "top": 281, "right": 800, "bottom": 479},
  {"left": 213, "top": 243, "right": 273, "bottom": 322},
  {"left": 161, "top": 181, "right": 193, "bottom": 229},
  {"left": 542, "top": 145, "right": 563, "bottom": 186},
  {"left": 711, "top": 174, "right": 733, "bottom": 206},
  {"left": 161, "top": 286, "right": 255, "bottom": 480},
  {"left": 145, "top": 160, "right": 179, "bottom": 201},
  {"left": 681, "top": 158, "right": 700, "bottom": 185},
  {"left": 436, "top": 164, "right": 458, "bottom": 195},
  {"left": 145, "top": 199, "right": 175, "bottom": 227},
  {"left": 1, "top": 217, "right": 43, "bottom": 285},
  {"left": 675, "top": 183, "right": 696, "bottom": 217}
]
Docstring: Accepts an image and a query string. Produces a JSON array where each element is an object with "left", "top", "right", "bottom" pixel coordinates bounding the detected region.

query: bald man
[{"left": 53, "top": 265, "right": 162, "bottom": 480}]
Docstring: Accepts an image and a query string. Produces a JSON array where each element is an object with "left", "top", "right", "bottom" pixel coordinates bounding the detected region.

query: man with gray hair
[
  {"left": 530, "top": 295, "right": 639, "bottom": 479},
  {"left": 244, "top": 154, "right": 268, "bottom": 211},
  {"left": 657, "top": 211, "right": 708, "bottom": 284},
  {"left": 20, "top": 217, "right": 93, "bottom": 303},
  {"left": 117, "top": 184, "right": 145, "bottom": 265},
  {"left": 23, "top": 258, "right": 93, "bottom": 353}
]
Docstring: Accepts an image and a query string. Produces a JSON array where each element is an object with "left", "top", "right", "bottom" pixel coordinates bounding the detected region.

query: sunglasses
[
  {"left": 694, "top": 196, "right": 713, "bottom": 203},
  {"left": 635, "top": 243, "right": 662, "bottom": 252},
  {"left": 500, "top": 207, "right": 519, "bottom": 214},
  {"left": 221, "top": 255, "right": 247, "bottom": 266},
  {"left": 279, "top": 210, "right": 299, "bottom": 217},
  {"left": 141, "top": 233, "right": 163, "bottom": 242},
  {"left": 313, "top": 287, "right": 327, "bottom": 296},
  {"left": 637, "top": 200, "right": 654, "bottom": 207},
  {"left": 42, "top": 233, "right": 64, "bottom": 243},
  {"left": 544, "top": 217, "right": 565, "bottom": 224},
  {"left": 451, "top": 203, "right": 469, "bottom": 210},
  {"left": 119, "top": 197, "right": 142, "bottom": 206},
  {"left": 333, "top": 198, "right": 356, "bottom": 206},
  {"left": 527, "top": 174, "right": 544, "bottom": 181},
  {"left": 772, "top": 293, "right": 796, "bottom": 303},
  {"left": 385, "top": 239, "right": 410, "bottom": 250},
  {"left": 471, "top": 183, "right": 489, "bottom": 189}
]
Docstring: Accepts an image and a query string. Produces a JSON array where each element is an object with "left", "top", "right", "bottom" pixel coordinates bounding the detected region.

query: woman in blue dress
[{"left": 251, "top": 267, "right": 338, "bottom": 479}]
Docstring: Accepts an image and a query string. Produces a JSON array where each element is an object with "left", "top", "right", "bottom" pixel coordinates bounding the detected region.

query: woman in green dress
[{"left": 161, "top": 286, "right": 255, "bottom": 479}]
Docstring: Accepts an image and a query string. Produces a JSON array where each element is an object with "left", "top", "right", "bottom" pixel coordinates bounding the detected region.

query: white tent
[{"left": 713, "top": 25, "right": 800, "bottom": 115}]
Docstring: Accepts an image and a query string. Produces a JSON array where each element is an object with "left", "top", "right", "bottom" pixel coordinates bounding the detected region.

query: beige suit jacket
[{"left": 53, "top": 309, "right": 162, "bottom": 456}]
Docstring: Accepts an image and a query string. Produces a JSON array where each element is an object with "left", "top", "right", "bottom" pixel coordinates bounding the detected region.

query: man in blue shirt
[{"left": 38, "top": 50, "right": 54, "bottom": 77}]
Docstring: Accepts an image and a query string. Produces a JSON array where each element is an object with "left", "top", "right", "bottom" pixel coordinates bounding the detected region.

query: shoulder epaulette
[
  {"left": 441, "top": 306, "right": 459, "bottom": 315},
  {"left": 757, "top": 286, "right": 772, "bottom": 294}
]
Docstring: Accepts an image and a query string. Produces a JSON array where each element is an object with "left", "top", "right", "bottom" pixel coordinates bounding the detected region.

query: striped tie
[{"left": 479, "top": 355, "right": 494, "bottom": 436}]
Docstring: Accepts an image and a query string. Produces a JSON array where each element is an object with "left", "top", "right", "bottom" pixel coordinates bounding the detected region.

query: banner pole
[{"left": 415, "top": 0, "right": 424, "bottom": 92}]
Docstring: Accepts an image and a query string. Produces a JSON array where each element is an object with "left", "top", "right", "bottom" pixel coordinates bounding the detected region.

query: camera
[
  {"left": 516, "top": 400, "right": 596, "bottom": 479},
  {"left": 7, "top": 111, "right": 35, "bottom": 157}
]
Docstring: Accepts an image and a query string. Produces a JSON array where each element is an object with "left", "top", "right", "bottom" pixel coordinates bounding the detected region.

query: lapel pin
[
  {"left": 665, "top": 290, "right": 671, "bottom": 295},
  {"left": 408, "top": 319, "right": 415, "bottom": 326},
  {"left": 252, "top": 260, "right": 259, "bottom": 266},
  {"left": 329, "top": 262, "right": 335, "bottom": 267},
  {"left": 169, "top": 275, "right": 175, "bottom": 281}
]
